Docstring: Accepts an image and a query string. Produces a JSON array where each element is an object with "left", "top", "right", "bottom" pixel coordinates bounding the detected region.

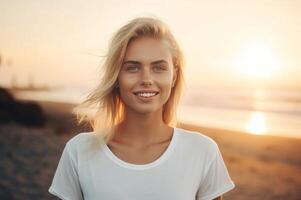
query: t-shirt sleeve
[
  {"left": 196, "top": 143, "right": 235, "bottom": 200},
  {"left": 48, "top": 142, "right": 84, "bottom": 200}
]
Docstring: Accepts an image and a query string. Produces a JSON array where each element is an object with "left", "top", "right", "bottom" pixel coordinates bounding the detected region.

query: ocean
[{"left": 12, "top": 85, "right": 301, "bottom": 139}]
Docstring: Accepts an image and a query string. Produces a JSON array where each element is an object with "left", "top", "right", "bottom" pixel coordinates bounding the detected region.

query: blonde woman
[{"left": 48, "top": 17, "right": 235, "bottom": 200}]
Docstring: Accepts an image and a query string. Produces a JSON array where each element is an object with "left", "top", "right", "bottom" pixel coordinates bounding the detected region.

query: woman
[{"left": 49, "top": 17, "right": 235, "bottom": 200}]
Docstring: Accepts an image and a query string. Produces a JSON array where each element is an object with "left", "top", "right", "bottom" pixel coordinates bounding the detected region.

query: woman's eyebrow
[
  {"left": 122, "top": 60, "right": 140, "bottom": 65},
  {"left": 151, "top": 60, "right": 168, "bottom": 65},
  {"left": 122, "top": 60, "right": 168, "bottom": 65}
]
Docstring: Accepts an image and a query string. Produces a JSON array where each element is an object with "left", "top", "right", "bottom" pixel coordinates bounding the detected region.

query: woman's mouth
[{"left": 133, "top": 92, "right": 159, "bottom": 98}]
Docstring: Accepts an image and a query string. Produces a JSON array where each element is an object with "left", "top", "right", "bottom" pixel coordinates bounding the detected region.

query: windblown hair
[{"left": 74, "top": 17, "right": 185, "bottom": 144}]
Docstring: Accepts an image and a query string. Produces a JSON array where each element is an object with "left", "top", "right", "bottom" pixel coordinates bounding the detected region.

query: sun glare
[
  {"left": 245, "top": 112, "right": 267, "bottom": 135},
  {"left": 234, "top": 42, "right": 282, "bottom": 79}
]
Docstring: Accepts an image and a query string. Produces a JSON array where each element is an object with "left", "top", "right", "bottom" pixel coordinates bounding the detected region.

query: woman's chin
[{"left": 129, "top": 105, "right": 162, "bottom": 115}]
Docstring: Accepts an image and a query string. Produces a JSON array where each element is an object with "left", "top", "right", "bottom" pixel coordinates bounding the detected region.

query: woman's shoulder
[
  {"left": 65, "top": 131, "right": 103, "bottom": 154},
  {"left": 175, "top": 127, "right": 219, "bottom": 153},
  {"left": 66, "top": 132, "right": 102, "bottom": 158},
  {"left": 66, "top": 131, "right": 97, "bottom": 146}
]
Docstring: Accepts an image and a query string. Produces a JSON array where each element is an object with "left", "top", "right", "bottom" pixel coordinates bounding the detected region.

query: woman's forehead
[{"left": 124, "top": 37, "right": 172, "bottom": 63}]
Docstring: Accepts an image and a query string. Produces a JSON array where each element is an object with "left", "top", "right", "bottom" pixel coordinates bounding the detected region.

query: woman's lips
[{"left": 133, "top": 92, "right": 159, "bottom": 101}]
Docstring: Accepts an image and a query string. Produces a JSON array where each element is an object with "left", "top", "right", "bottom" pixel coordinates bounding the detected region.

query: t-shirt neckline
[{"left": 101, "top": 127, "right": 178, "bottom": 170}]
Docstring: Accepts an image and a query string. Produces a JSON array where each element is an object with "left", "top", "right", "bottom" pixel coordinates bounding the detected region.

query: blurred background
[{"left": 0, "top": 0, "right": 300, "bottom": 199}]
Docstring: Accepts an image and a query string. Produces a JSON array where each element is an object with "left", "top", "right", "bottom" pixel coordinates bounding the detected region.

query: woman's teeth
[{"left": 135, "top": 92, "right": 157, "bottom": 98}]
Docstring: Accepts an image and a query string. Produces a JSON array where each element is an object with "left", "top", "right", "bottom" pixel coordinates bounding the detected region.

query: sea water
[{"left": 12, "top": 85, "right": 301, "bottom": 139}]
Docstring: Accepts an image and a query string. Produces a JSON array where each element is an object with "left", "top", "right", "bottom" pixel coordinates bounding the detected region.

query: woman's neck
[{"left": 113, "top": 109, "right": 173, "bottom": 147}]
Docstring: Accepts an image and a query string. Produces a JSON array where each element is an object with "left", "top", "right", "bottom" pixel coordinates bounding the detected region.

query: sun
[
  {"left": 245, "top": 112, "right": 267, "bottom": 135},
  {"left": 233, "top": 41, "right": 282, "bottom": 80}
]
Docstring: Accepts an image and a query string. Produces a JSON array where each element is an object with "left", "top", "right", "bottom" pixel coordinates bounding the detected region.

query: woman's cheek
[
  {"left": 119, "top": 74, "right": 137, "bottom": 87},
  {"left": 158, "top": 75, "right": 173, "bottom": 87}
]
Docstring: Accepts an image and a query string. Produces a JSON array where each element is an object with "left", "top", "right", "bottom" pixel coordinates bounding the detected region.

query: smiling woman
[
  {"left": 48, "top": 17, "right": 235, "bottom": 200},
  {"left": 117, "top": 37, "right": 177, "bottom": 115}
]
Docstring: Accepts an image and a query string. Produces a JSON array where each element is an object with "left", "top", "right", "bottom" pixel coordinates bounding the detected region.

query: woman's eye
[
  {"left": 153, "top": 65, "right": 167, "bottom": 71},
  {"left": 126, "top": 66, "right": 139, "bottom": 72}
]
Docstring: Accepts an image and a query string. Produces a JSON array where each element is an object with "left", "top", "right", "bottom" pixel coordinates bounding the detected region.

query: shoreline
[{"left": 23, "top": 99, "right": 301, "bottom": 141}]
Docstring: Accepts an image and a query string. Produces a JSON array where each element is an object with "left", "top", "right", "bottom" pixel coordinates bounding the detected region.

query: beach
[
  {"left": 0, "top": 100, "right": 300, "bottom": 199},
  {"left": 179, "top": 123, "right": 301, "bottom": 199}
]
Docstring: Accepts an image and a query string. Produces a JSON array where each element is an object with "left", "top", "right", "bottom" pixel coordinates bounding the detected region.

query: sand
[{"left": 0, "top": 100, "right": 300, "bottom": 199}]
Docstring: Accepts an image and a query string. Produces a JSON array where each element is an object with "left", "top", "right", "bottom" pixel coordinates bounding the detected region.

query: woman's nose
[{"left": 140, "top": 68, "right": 154, "bottom": 86}]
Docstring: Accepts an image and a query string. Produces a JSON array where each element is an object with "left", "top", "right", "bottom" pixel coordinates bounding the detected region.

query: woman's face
[{"left": 117, "top": 37, "right": 177, "bottom": 115}]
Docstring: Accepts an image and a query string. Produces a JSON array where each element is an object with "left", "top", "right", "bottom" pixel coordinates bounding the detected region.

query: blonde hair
[{"left": 74, "top": 17, "right": 185, "bottom": 144}]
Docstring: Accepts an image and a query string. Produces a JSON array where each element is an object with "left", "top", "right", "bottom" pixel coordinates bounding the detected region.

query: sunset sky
[{"left": 0, "top": 0, "right": 300, "bottom": 89}]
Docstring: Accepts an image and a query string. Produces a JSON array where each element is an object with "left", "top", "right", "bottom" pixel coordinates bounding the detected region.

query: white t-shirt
[{"left": 49, "top": 127, "right": 235, "bottom": 200}]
